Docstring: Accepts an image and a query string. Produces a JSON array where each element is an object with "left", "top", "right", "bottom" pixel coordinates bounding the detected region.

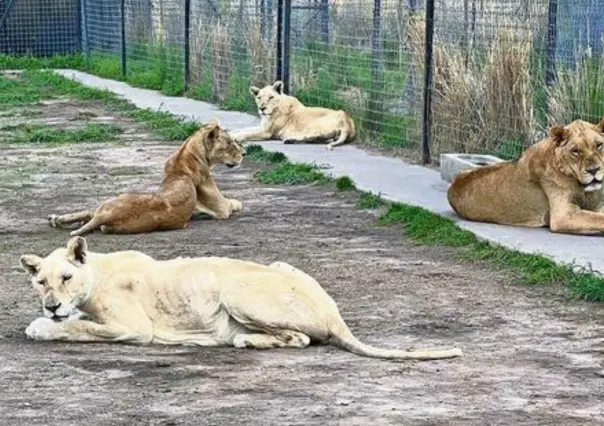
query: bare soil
[{"left": 1, "top": 100, "right": 604, "bottom": 426}]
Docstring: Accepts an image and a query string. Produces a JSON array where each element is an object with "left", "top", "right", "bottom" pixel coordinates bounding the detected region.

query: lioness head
[
  {"left": 552, "top": 118, "right": 604, "bottom": 192},
  {"left": 249, "top": 81, "right": 284, "bottom": 117},
  {"left": 203, "top": 120, "right": 245, "bottom": 168},
  {"left": 20, "top": 237, "right": 91, "bottom": 321}
]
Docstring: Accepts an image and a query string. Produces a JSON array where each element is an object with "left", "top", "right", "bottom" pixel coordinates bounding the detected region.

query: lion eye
[
  {"left": 597, "top": 142, "right": 603, "bottom": 151},
  {"left": 37, "top": 279, "right": 46, "bottom": 287},
  {"left": 62, "top": 274, "right": 72, "bottom": 282},
  {"left": 571, "top": 148, "right": 580, "bottom": 156},
  {"left": 268, "top": 96, "right": 273, "bottom": 101}
]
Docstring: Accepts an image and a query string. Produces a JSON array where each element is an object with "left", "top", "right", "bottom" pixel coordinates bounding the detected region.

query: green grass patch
[
  {"left": 335, "top": 176, "right": 355, "bottom": 191},
  {"left": 255, "top": 162, "right": 330, "bottom": 186},
  {"left": 0, "top": 54, "right": 88, "bottom": 70},
  {"left": 245, "top": 144, "right": 287, "bottom": 163},
  {"left": 0, "top": 70, "right": 200, "bottom": 141},
  {"left": 246, "top": 145, "right": 330, "bottom": 185},
  {"left": 379, "top": 204, "right": 477, "bottom": 247},
  {"left": 379, "top": 203, "right": 604, "bottom": 301},
  {"left": 357, "top": 191, "right": 383, "bottom": 209},
  {"left": 4, "top": 123, "right": 122, "bottom": 144}
]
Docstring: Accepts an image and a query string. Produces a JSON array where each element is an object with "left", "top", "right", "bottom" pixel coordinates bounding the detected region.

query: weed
[
  {"left": 357, "top": 191, "right": 383, "bottom": 209},
  {"left": 335, "top": 176, "right": 355, "bottom": 191},
  {"left": 255, "top": 162, "right": 330, "bottom": 185},
  {"left": 4, "top": 123, "right": 122, "bottom": 144},
  {"left": 245, "top": 144, "right": 287, "bottom": 163},
  {"left": 379, "top": 204, "right": 476, "bottom": 247}
]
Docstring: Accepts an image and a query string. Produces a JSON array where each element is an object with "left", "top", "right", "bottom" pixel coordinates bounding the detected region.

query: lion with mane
[
  {"left": 47, "top": 121, "right": 245, "bottom": 236},
  {"left": 19, "top": 237, "right": 462, "bottom": 361},
  {"left": 230, "top": 81, "right": 356, "bottom": 150},
  {"left": 448, "top": 118, "right": 604, "bottom": 234}
]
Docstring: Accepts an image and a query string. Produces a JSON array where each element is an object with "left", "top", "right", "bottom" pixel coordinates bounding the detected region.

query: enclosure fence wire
[{"left": 0, "top": 0, "right": 602, "bottom": 163}]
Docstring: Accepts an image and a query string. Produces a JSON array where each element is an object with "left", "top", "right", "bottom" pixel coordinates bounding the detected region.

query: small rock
[{"left": 337, "top": 399, "right": 352, "bottom": 406}]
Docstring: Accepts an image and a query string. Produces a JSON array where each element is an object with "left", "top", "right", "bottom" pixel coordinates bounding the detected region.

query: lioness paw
[
  {"left": 326, "top": 143, "right": 334, "bottom": 151},
  {"left": 230, "top": 199, "right": 243, "bottom": 212},
  {"left": 48, "top": 214, "right": 59, "bottom": 228},
  {"left": 233, "top": 335, "right": 254, "bottom": 348},
  {"left": 25, "top": 317, "right": 60, "bottom": 341}
]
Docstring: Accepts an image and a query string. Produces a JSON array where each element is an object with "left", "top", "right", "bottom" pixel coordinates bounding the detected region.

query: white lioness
[
  {"left": 19, "top": 237, "right": 462, "bottom": 361},
  {"left": 230, "top": 81, "right": 356, "bottom": 150}
]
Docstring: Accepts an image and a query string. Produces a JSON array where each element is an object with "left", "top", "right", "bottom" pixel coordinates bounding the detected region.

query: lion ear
[
  {"left": 596, "top": 117, "right": 604, "bottom": 134},
  {"left": 272, "top": 81, "right": 284, "bottom": 94},
  {"left": 550, "top": 125, "right": 569, "bottom": 146},
  {"left": 20, "top": 254, "right": 42, "bottom": 276},
  {"left": 66, "top": 236, "right": 88, "bottom": 265},
  {"left": 205, "top": 121, "right": 220, "bottom": 140},
  {"left": 250, "top": 86, "right": 260, "bottom": 97}
]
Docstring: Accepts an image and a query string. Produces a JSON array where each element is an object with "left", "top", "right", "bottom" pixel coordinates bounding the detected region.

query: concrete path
[{"left": 55, "top": 69, "right": 604, "bottom": 275}]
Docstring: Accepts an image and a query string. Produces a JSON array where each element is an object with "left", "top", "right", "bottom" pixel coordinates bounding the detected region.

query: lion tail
[{"left": 328, "top": 317, "right": 462, "bottom": 360}]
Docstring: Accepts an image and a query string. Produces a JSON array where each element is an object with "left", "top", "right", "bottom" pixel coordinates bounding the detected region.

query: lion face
[
  {"left": 249, "top": 81, "right": 284, "bottom": 116},
  {"left": 552, "top": 118, "right": 604, "bottom": 192},
  {"left": 20, "top": 237, "right": 91, "bottom": 321},
  {"left": 205, "top": 122, "right": 245, "bottom": 168}
]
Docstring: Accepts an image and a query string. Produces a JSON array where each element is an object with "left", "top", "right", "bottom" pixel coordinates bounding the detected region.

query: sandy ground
[{"left": 1, "top": 100, "right": 604, "bottom": 426}]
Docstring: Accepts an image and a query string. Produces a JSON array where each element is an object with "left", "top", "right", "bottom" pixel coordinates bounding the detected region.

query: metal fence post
[
  {"left": 80, "top": 0, "right": 90, "bottom": 61},
  {"left": 184, "top": 0, "right": 191, "bottom": 92},
  {"left": 319, "top": 0, "right": 329, "bottom": 45},
  {"left": 368, "top": 0, "right": 382, "bottom": 133},
  {"left": 421, "top": 0, "right": 435, "bottom": 164},
  {"left": 276, "top": 0, "right": 283, "bottom": 82},
  {"left": 282, "top": 0, "right": 291, "bottom": 93},
  {"left": 120, "top": 0, "right": 127, "bottom": 77},
  {"left": 275, "top": 0, "right": 291, "bottom": 93},
  {"left": 545, "top": 0, "right": 558, "bottom": 87}
]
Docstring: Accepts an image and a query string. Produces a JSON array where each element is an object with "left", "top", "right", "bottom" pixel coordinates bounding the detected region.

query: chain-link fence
[
  {"left": 1, "top": 0, "right": 602, "bottom": 163},
  {"left": 0, "top": 0, "right": 81, "bottom": 56}
]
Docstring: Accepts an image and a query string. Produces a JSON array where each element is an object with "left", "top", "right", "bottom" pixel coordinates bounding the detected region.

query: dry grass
[
  {"left": 247, "top": 18, "right": 275, "bottom": 87},
  {"left": 547, "top": 53, "right": 604, "bottom": 126},
  {"left": 407, "top": 17, "right": 538, "bottom": 158},
  {"left": 211, "top": 22, "right": 233, "bottom": 102}
]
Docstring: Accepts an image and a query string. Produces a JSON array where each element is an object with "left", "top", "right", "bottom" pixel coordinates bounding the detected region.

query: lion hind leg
[
  {"left": 48, "top": 210, "right": 94, "bottom": 228},
  {"left": 233, "top": 331, "right": 311, "bottom": 350},
  {"left": 70, "top": 215, "right": 104, "bottom": 236}
]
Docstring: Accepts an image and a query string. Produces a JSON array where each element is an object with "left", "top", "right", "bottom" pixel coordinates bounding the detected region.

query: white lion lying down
[{"left": 19, "top": 237, "right": 462, "bottom": 361}]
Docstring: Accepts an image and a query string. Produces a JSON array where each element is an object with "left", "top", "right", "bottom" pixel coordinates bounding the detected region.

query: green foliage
[
  {"left": 4, "top": 123, "right": 122, "bottom": 144},
  {"left": 255, "top": 162, "right": 330, "bottom": 185},
  {"left": 357, "top": 191, "right": 383, "bottom": 209},
  {"left": 245, "top": 144, "right": 287, "bottom": 163},
  {"left": 335, "top": 176, "right": 355, "bottom": 191}
]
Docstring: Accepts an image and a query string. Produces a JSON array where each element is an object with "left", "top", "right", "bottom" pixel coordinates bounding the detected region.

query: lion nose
[
  {"left": 587, "top": 166, "right": 600, "bottom": 175},
  {"left": 45, "top": 302, "right": 61, "bottom": 313}
]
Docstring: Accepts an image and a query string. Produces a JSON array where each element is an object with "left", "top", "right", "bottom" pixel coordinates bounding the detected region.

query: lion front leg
[
  {"left": 196, "top": 179, "right": 242, "bottom": 220},
  {"left": 25, "top": 317, "right": 152, "bottom": 343},
  {"left": 550, "top": 209, "right": 604, "bottom": 235},
  {"left": 230, "top": 127, "right": 273, "bottom": 143}
]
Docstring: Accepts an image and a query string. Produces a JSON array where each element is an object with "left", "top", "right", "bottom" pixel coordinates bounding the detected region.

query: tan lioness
[
  {"left": 448, "top": 118, "right": 604, "bottom": 234},
  {"left": 47, "top": 121, "right": 245, "bottom": 236},
  {"left": 19, "top": 237, "right": 462, "bottom": 361},
  {"left": 230, "top": 81, "right": 356, "bottom": 150}
]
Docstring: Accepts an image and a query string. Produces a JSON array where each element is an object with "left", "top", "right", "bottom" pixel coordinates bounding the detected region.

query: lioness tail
[{"left": 329, "top": 320, "right": 462, "bottom": 360}]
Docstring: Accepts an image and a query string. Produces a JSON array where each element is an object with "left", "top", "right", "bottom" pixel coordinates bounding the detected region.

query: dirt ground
[{"left": 1, "top": 100, "right": 604, "bottom": 426}]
